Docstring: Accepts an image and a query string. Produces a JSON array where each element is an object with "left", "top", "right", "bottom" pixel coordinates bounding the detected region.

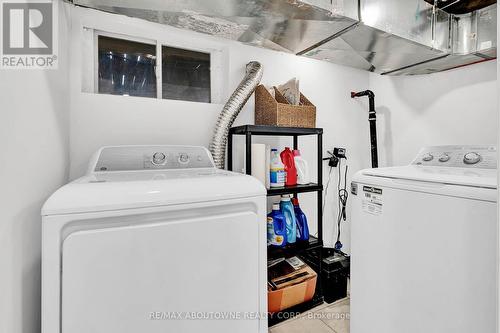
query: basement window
[
  {"left": 98, "top": 36, "right": 157, "bottom": 98},
  {"left": 93, "top": 32, "right": 216, "bottom": 103},
  {"left": 162, "top": 46, "right": 211, "bottom": 103}
]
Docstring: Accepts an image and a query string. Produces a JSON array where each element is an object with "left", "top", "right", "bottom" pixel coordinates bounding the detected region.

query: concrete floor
[{"left": 269, "top": 298, "right": 350, "bottom": 333}]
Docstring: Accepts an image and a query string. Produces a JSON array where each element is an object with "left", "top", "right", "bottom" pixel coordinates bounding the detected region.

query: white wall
[
  {"left": 496, "top": 14, "right": 500, "bottom": 333},
  {"left": 369, "top": 61, "right": 498, "bottom": 168},
  {"left": 68, "top": 7, "right": 498, "bottom": 255},
  {"left": 0, "top": 2, "right": 70, "bottom": 333},
  {"left": 0, "top": 4, "right": 497, "bottom": 333},
  {"left": 338, "top": 61, "right": 497, "bottom": 254},
  {"left": 68, "top": 6, "right": 371, "bottom": 250},
  {"left": 343, "top": 61, "right": 497, "bottom": 254}
]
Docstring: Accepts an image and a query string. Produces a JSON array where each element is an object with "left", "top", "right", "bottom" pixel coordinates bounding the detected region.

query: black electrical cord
[
  {"left": 335, "top": 159, "right": 349, "bottom": 250},
  {"left": 322, "top": 167, "right": 333, "bottom": 213},
  {"left": 315, "top": 167, "right": 334, "bottom": 238},
  {"left": 321, "top": 151, "right": 349, "bottom": 247}
]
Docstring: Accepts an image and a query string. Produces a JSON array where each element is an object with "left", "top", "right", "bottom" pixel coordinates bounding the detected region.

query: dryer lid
[
  {"left": 359, "top": 165, "right": 497, "bottom": 189},
  {"left": 42, "top": 169, "right": 265, "bottom": 215}
]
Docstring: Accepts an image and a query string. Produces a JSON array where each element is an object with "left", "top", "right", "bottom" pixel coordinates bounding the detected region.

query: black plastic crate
[{"left": 302, "top": 248, "right": 350, "bottom": 304}]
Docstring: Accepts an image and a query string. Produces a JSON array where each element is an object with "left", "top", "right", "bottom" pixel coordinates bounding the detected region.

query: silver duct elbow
[{"left": 209, "top": 61, "right": 263, "bottom": 169}]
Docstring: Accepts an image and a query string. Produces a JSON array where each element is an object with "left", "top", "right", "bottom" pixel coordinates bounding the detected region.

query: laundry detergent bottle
[
  {"left": 292, "top": 197, "right": 310, "bottom": 242},
  {"left": 293, "top": 149, "right": 310, "bottom": 185},
  {"left": 270, "top": 149, "right": 286, "bottom": 188},
  {"left": 267, "top": 204, "right": 287, "bottom": 247},
  {"left": 280, "top": 147, "right": 297, "bottom": 186},
  {"left": 280, "top": 195, "right": 297, "bottom": 244}
]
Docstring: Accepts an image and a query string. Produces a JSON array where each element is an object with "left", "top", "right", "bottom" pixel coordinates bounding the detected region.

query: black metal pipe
[{"left": 351, "top": 90, "right": 378, "bottom": 168}]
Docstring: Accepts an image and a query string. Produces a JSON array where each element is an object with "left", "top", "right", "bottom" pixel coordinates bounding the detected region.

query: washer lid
[
  {"left": 359, "top": 165, "right": 497, "bottom": 189},
  {"left": 42, "top": 169, "right": 265, "bottom": 216}
]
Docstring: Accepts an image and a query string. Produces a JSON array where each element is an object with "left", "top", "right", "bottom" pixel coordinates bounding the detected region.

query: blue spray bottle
[
  {"left": 280, "top": 195, "right": 297, "bottom": 244},
  {"left": 292, "top": 197, "right": 310, "bottom": 241},
  {"left": 267, "top": 204, "right": 287, "bottom": 247}
]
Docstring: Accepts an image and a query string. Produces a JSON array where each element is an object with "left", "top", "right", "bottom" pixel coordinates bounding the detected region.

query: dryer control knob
[
  {"left": 178, "top": 153, "right": 190, "bottom": 164},
  {"left": 152, "top": 152, "right": 166, "bottom": 165},
  {"left": 463, "top": 152, "right": 481, "bottom": 165},
  {"left": 438, "top": 154, "right": 450, "bottom": 162},
  {"left": 422, "top": 153, "right": 434, "bottom": 162}
]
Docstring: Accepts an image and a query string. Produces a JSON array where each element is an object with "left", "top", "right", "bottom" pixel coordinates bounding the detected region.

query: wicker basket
[{"left": 255, "top": 85, "right": 316, "bottom": 128}]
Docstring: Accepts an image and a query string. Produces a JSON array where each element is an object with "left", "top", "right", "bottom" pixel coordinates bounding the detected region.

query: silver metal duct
[
  {"left": 209, "top": 61, "right": 263, "bottom": 169},
  {"left": 72, "top": 0, "right": 358, "bottom": 54},
  {"left": 71, "top": 0, "right": 496, "bottom": 75},
  {"left": 301, "top": 1, "right": 496, "bottom": 74},
  {"left": 388, "top": 4, "right": 497, "bottom": 75},
  {"left": 301, "top": 0, "right": 453, "bottom": 73}
]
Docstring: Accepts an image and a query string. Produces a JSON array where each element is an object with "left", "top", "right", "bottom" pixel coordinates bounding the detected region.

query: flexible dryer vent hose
[{"left": 210, "top": 61, "right": 263, "bottom": 169}]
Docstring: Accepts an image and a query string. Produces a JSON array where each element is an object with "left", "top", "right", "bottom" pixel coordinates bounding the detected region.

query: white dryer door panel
[
  {"left": 62, "top": 211, "right": 261, "bottom": 333},
  {"left": 350, "top": 183, "right": 496, "bottom": 333}
]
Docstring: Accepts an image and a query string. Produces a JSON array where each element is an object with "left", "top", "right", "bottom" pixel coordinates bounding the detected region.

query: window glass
[
  {"left": 98, "top": 36, "right": 157, "bottom": 98},
  {"left": 162, "top": 46, "right": 211, "bottom": 103}
]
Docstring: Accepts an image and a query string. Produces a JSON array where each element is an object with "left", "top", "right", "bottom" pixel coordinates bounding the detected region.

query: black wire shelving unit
[{"left": 227, "top": 125, "right": 324, "bottom": 327}]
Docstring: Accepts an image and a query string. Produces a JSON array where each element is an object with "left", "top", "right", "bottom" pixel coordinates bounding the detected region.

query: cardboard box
[
  {"left": 268, "top": 266, "right": 317, "bottom": 313},
  {"left": 255, "top": 85, "right": 316, "bottom": 128}
]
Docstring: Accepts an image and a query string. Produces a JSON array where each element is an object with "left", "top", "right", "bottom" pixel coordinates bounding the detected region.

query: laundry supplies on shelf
[
  {"left": 293, "top": 149, "right": 310, "bottom": 185},
  {"left": 270, "top": 149, "right": 286, "bottom": 188},
  {"left": 267, "top": 257, "right": 318, "bottom": 313},
  {"left": 267, "top": 204, "right": 287, "bottom": 247},
  {"left": 280, "top": 147, "right": 297, "bottom": 186},
  {"left": 227, "top": 125, "right": 325, "bottom": 327},
  {"left": 280, "top": 195, "right": 297, "bottom": 244},
  {"left": 292, "top": 197, "right": 310, "bottom": 242}
]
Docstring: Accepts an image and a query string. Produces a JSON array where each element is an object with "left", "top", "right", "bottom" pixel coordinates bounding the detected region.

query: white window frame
[{"left": 82, "top": 27, "right": 225, "bottom": 104}]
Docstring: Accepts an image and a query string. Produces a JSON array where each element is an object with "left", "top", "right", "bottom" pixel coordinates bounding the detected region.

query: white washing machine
[
  {"left": 42, "top": 145, "right": 267, "bottom": 333},
  {"left": 350, "top": 145, "right": 497, "bottom": 333}
]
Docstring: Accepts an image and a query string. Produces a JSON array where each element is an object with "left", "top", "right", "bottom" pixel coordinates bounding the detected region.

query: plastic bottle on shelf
[
  {"left": 292, "top": 197, "right": 310, "bottom": 242},
  {"left": 293, "top": 149, "right": 310, "bottom": 185},
  {"left": 270, "top": 149, "right": 285, "bottom": 188},
  {"left": 280, "top": 147, "right": 297, "bottom": 186},
  {"left": 267, "top": 204, "right": 287, "bottom": 247},
  {"left": 280, "top": 195, "right": 297, "bottom": 244}
]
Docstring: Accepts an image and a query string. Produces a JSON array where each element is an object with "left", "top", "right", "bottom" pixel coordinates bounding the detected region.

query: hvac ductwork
[
  {"left": 209, "top": 61, "right": 263, "bottom": 169},
  {"left": 71, "top": 0, "right": 496, "bottom": 74},
  {"left": 387, "top": 3, "right": 497, "bottom": 75},
  {"left": 302, "top": 0, "right": 496, "bottom": 75}
]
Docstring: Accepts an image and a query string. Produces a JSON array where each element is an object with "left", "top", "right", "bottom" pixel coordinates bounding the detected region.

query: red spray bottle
[{"left": 280, "top": 147, "right": 297, "bottom": 186}]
